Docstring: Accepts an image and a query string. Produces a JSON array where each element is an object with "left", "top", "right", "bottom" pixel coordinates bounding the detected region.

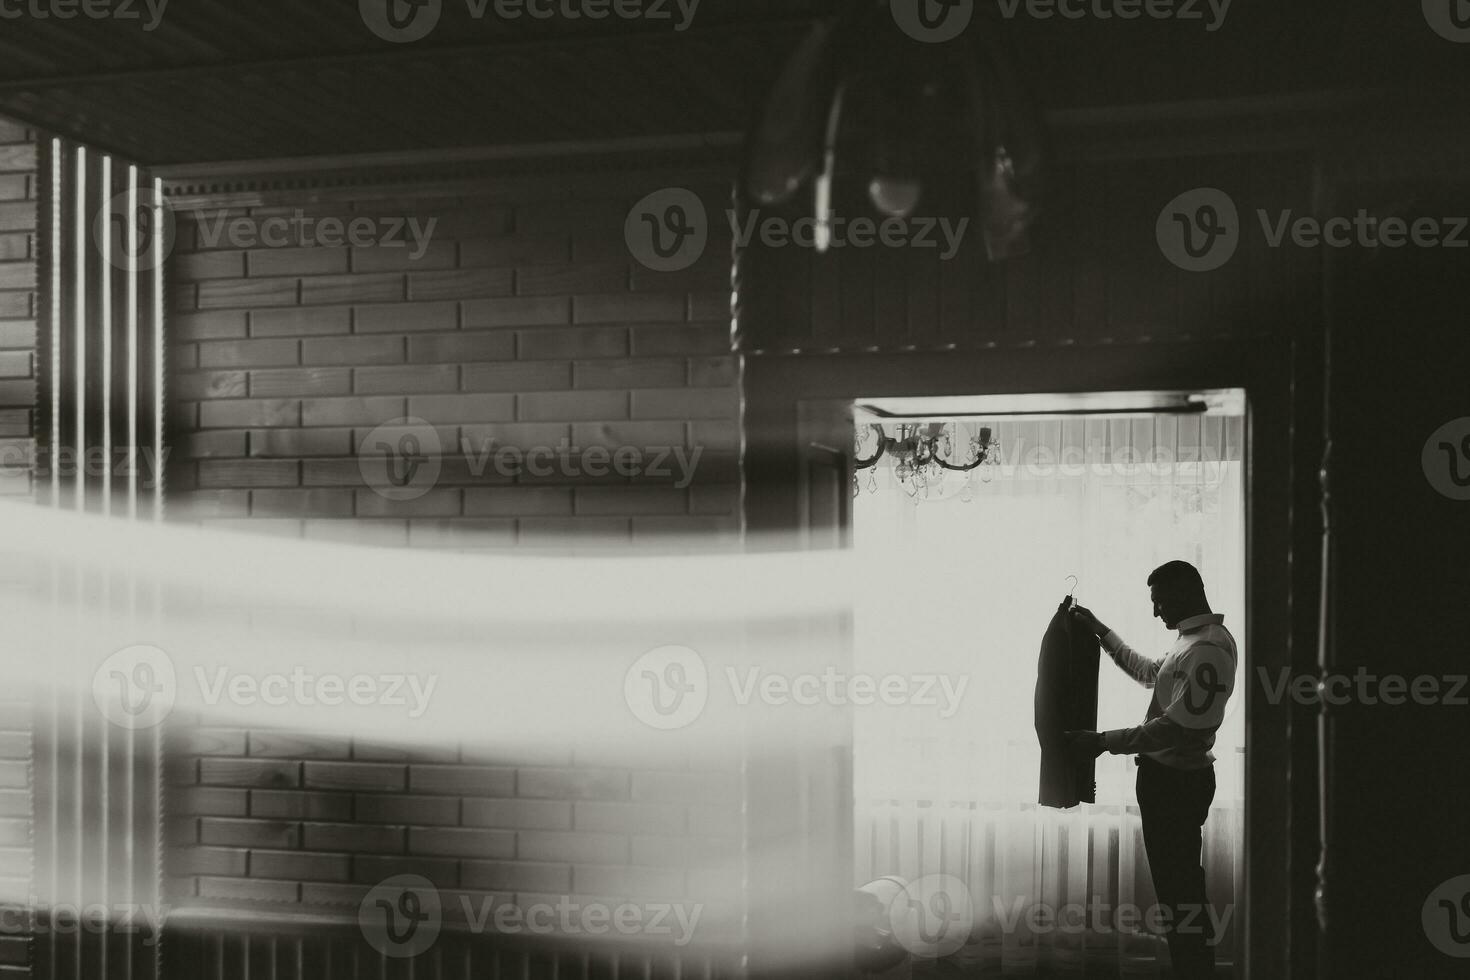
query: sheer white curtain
[{"left": 852, "top": 414, "right": 1245, "bottom": 976}]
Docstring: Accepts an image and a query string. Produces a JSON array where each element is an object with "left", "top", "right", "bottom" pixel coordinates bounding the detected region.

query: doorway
[{"left": 848, "top": 389, "right": 1247, "bottom": 977}]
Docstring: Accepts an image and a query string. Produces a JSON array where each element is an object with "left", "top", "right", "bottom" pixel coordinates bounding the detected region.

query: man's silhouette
[{"left": 1066, "top": 560, "right": 1237, "bottom": 979}]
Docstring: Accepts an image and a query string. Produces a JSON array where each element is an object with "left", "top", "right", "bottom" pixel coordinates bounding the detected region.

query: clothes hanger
[{"left": 1065, "top": 575, "right": 1079, "bottom": 609}]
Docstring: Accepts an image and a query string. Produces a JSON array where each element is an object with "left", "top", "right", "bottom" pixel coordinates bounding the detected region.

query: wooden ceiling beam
[{"left": 0, "top": 16, "right": 816, "bottom": 93}]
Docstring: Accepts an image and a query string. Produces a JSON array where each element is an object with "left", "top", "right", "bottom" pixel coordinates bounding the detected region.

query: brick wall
[
  {"left": 164, "top": 721, "right": 744, "bottom": 936},
  {"left": 0, "top": 116, "right": 36, "bottom": 979},
  {"left": 159, "top": 167, "right": 746, "bottom": 938},
  {"left": 165, "top": 174, "right": 740, "bottom": 548},
  {"left": 0, "top": 118, "right": 36, "bottom": 499}
]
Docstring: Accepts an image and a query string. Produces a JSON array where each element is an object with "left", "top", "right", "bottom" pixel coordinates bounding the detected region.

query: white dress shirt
[{"left": 1100, "top": 613, "right": 1238, "bottom": 770}]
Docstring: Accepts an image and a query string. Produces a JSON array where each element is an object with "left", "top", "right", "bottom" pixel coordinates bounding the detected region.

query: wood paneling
[{"left": 740, "top": 151, "right": 1318, "bottom": 355}]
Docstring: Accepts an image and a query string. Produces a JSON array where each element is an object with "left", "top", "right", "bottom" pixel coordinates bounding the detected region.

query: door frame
[{"left": 743, "top": 336, "right": 1319, "bottom": 978}]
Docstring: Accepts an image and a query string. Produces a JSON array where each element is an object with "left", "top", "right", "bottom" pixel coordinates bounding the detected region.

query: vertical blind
[
  {"left": 32, "top": 136, "right": 167, "bottom": 980},
  {"left": 40, "top": 138, "right": 166, "bottom": 517}
]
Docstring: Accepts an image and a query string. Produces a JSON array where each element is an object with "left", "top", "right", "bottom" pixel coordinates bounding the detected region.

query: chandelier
[
  {"left": 743, "top": 1, "right": 1045, "bottom": 261},
  {"left": 853, "top": 422, "right": 1000, "bottom": 501}
]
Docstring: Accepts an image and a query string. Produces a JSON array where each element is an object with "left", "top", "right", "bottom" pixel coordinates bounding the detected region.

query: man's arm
[
  {"left": 1100, "top": 645, "right": 1230, "bottom": 755},
  {"left": 1070, "top": 605, "right": 1160, "bottom": 686},
  {"left": 1101, "top": 715, "right": 1191, "bottom": 756}
]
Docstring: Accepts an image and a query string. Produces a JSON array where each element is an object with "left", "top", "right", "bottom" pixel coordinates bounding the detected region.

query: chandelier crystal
[{"left": 853, "top": 422, "right": 1000, "bottom": 501}]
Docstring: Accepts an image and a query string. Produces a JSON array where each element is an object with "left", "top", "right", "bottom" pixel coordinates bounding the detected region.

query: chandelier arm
[
  {"left": 853, "top": 424, "right": 889, "bottom": 470},
  {"left": 933, "top": 458, "right": 986, "bottom": 473},
  {"left": 933, "top": 447, "right": 993, "bottom": 472}
]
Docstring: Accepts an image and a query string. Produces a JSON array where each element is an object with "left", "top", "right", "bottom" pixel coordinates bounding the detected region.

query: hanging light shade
[
  {"left": 744, "top": 19, "right": 844, "bottom": 209},
  {"left": 743, "top": 1, "right": 1046, "bottom": 261}
]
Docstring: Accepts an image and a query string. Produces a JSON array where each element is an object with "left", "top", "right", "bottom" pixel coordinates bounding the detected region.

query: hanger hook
[{"left": 1065, "top": 575, "right": 1079, "bottom": 599}]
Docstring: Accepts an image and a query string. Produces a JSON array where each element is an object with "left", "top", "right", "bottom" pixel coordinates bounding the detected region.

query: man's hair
[{"left": 1147, "top": 560, "right": 1206, "bottom": 597}]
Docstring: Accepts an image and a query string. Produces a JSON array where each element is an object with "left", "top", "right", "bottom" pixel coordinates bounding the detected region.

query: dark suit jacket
[{"left": 1034, "top": 596, "right": 1101, "bottom": 808}]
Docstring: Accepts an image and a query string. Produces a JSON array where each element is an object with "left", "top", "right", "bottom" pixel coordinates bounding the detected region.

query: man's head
[{"left": 1147, "top": 560, "right": 1211, "bottom": 630}]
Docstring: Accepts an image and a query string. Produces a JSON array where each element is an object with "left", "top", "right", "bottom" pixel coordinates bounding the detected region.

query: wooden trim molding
[
  {"left": 157, "top": 134, "right": 740, "bottom": 206},
  {"left": 152, "top": 88, "right": 1455, "bottom": 204}
]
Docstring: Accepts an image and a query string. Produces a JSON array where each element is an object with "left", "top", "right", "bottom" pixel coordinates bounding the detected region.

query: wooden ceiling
[{"left": 0, "top": 0, "right": 1461, "bottom": 167}]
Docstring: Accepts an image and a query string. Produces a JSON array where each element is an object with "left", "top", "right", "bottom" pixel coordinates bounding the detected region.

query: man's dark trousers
[{"left": 1137, "top": 756, "right": 1218, "bottom": 979}]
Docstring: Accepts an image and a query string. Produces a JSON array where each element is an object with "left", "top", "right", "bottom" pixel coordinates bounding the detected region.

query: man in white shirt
[{"left": 1066, "top": 560, "right": 1237, "bottom": 980}]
